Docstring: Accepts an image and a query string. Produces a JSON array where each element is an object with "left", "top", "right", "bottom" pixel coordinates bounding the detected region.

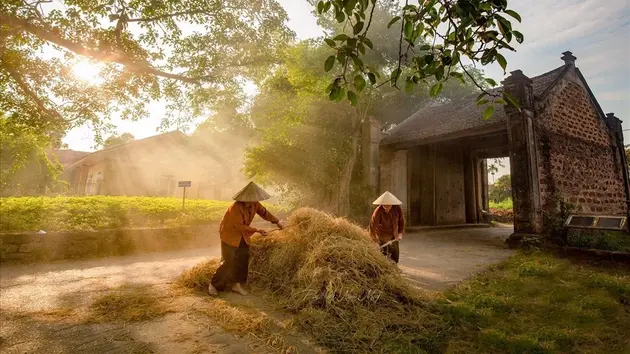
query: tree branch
[
  {"left": 1, "top": 58, "right": 68, "bottom": 123},
  {"left": 126, "top": 9, "right": 219, "bottom": 22},
  {"left": 1, "top": 14, "right": 214, "bottom": 84}
]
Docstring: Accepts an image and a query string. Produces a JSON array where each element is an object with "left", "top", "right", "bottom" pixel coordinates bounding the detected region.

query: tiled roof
[
  {"left": 50, "top": 149, "right": 90, "bottom": 167},
  {"left": 381, "top": 65, "right": 569, "bottom": 145},
  {"left": 65, "top": 131, "right": 188, "bottom": 169}
]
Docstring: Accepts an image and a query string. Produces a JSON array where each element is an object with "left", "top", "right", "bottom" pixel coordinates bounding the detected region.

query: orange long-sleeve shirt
[
  {"left": 368, "top": 205, "right": 405, "bottom": 244},
  {"left": 219, "top": 201, "right": 280, "bottom": 247}
]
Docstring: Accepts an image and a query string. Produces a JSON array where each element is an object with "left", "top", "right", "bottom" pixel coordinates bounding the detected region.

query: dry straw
[{"left": 180, "top": 208, "right": 446, "bottom": 353}]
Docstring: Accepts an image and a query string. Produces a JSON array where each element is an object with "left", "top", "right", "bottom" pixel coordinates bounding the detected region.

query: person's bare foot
[
  {"left": 231, "top": 283, "right": 248, "bottom": 295},
  {"left": 208, "top": 283, "right": 218, "bottom": 296}
]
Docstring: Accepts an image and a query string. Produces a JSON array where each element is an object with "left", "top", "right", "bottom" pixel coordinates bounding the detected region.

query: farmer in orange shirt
[
  {"left": 367, "top": 191, "right": 405, "bottom": 264},
  {"left": 208, "top": 182, "right": 284, "bottom": 296}
]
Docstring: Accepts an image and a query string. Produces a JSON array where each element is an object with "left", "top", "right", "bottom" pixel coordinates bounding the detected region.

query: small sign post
[{"left": 178, "top": 181, "right": 192, "bottom": 210}]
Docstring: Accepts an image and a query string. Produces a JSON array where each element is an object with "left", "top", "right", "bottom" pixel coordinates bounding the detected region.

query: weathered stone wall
[
  {"left": 0, "top": 225, "right": 222, "bottom": 264},
  {"left": 536, "top": 79, "right": 627, "bottom": 216},
  {"left": 378, "top": 147, "right": 408, "bottom": 219}
]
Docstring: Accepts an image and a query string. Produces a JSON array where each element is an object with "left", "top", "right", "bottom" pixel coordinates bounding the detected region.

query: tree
[
  {"left": 0, "top": 113, "right": 63, "bottom": 196},
  {"left": 313, "top": 0, "right": 523, "bottom": 115},
  {"left": 488, "top": 163, "right": 498, "bottom": 184},
  {"left": 1, "top": 0, "right": 294, "bottom": 144},
  {"left": 489, "top": 174, "right": 511, "bottom": 203},
  {"left": 244, "top": 7, "right": 484, "bottom": 217},
  {"left": 101, "top": 132, "right": 135, "bottom": 148}
]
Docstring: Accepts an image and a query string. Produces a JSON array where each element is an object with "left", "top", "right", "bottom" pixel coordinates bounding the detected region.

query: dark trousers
[
  {"left": 380, "top": 240, "right": 400, "bottom": 264},
  {"left": 211, "top": 238, "right": 250, "bottom": 291}
]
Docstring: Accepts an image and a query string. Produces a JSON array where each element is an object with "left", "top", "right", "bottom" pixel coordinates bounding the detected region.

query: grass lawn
[
  {"left": 439, "top": 252, "right": 630, "bottom": 353},
  {"left": 489, "top": 197, "right": 513, "bottom": 211}
]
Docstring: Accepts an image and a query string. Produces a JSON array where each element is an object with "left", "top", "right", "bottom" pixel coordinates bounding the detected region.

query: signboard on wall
[{"left": 178, "top": 181, "right": 192, "bottom": 187}]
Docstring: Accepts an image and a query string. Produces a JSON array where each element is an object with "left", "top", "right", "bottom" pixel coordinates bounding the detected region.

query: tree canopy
[
  {"left": 313, "top": 0, "right": 523, "bottom": 116},
  {"left": 0, "top": 0, "right": 294, "bottom": 143},
  {"left": 0, "top": 113, "right": 63, "bottom": 196},
  {"left": 244, "top": 0, "right": 486, "bottom": 215},
  {"left": 489, "top": 174, "right": 511, "bottom": 203}
]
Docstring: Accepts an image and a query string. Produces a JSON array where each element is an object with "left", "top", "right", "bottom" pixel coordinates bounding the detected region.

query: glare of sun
[{"left": 71, "top": 60, "right": 103, "bottom": 85}]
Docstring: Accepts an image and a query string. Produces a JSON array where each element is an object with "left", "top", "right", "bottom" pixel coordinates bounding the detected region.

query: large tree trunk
[{"left": 335, "top": 126, "right": 361, "bottom": 217}]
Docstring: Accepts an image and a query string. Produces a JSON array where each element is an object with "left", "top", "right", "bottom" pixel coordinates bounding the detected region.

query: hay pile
[{"left": 180, "top": 208, "right": 446, "bottom": 353}]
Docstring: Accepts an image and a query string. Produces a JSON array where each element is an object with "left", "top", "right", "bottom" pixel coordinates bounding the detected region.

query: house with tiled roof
[
  {"left": 63, "top": 131, "right": 248, "bottom": 199},
  {"left": 362, "top": 51, "right": 629, "bottom": 236}
]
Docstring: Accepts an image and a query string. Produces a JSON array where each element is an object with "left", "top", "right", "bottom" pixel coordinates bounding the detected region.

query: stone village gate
[{"left": 363, "top": 52, "right": 630, "bottom": 237}]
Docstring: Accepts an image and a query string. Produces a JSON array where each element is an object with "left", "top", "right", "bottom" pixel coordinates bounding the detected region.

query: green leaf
[
  {"left": 363, "top": 37, "right": 373, "bottom": 50},
  {"left": 477, "top": 92, "right": 487, "bottom": 102},
  {"left": 449, "top": 71, "right": 465, "bottom": 85},
  {"left": 333, "top": 34, "right": 349, "bottom": 41},
  {"left": 483, "top": 105, "right": 495, "bottom": 120},
  {"left": 503, "top": 91, "right": 521, "bottom": 111},
  {"left": 348, "top": 90, "right": 358, "bottom": 106},
  {"left": 485, "top": 78, "right": 497, "bottom": 87},
  {"left": 323, "top": 2, "right": 331, "bottom": 12},
  {"left": 404, "top": 21, "right": 413, "bottom": 38},
  {"left": 324, "top": 38, "right": 336, "bottom": 48},
  {"left": 476, "top": 98, "right": 489, "bottom": 106},
  {"left": 353, "top": 21, "right": 364, "bottom": 35},
  {"left": 430, "top": 82, "right": 443, "bottom": 97},
  {"left": 495, "top": 98, "right": 507, "bottom": 105},
  {"left": 317, "top": 1, "right": 325, "bottom": 14},
  {"left": 435, "top": 65, "right": 444, "bottom": 81},
  {"left": 357, "top": 43, "right": 365, "bottom": 55},
  {"left": 419, "top": 44, "right": 431, "bottom": 51},
  {"left": 354, "top": 75, "right": 366, "bottom": 92},
  {"left": 496, "top": 15, "right": 512, "bottom": 32},
  {"left": 329, "top": 87, "right": 339, "bottom": 101},
  {"left": 367, "top": 72, "right": 377, "bottom": 85},
  {"left": 496, "top": 53, "right": 507, "bottom": 72},
  {"left": 390, "top": 68, "right": 401, "bottom": 83},
  {"left": 324, "top": 56, "right": 335, "bottom": 72},
  {"left": 336, "top": 88, "right": 346, "bottom": 102},
  {"left": 405, "top": 80, "right": 414, "bottom": 93},
  {"left": 337, "top": 52, "right": 346, "bottom": 64},
  {"left": 350, "top": 54, "right": 363, "bottom": 68},
  {"left": 504, "top": 9, "right": 522, "bottom": 22},
  {"left": 513, "top": 30, "right": 524, "bottom": 44},
  {"left": 480, "top": 3, "right": 492, "bottom": 11},
  {"left": 387, "top": 16, "right": 401, "bottom": 29},
  {"left": 335, "top": 10, "right": 345, "bottom": 23}
]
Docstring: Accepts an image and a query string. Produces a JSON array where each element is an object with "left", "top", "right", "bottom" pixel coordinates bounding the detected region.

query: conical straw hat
[
  {"left": 372, "top": 191, "right": 402, "bottom": 205},
  {"left": 233, "top": 181, "right": 271, "bottom": 202}
]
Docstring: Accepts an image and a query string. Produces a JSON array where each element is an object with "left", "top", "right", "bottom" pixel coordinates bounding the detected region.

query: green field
[{"left": 0, "top": 196, "right": 288, "bottom": 233}]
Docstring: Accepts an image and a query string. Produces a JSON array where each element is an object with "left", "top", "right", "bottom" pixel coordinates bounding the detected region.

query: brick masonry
[{"left": 536, "top": 79, "right": 627, "bottom": 216}]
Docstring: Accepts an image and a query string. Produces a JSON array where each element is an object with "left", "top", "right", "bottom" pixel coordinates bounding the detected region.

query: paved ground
[{"left": 0, "top": 225, "right": 514, "bottom": 353}]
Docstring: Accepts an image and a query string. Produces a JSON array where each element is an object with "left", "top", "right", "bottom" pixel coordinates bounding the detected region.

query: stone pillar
[
  {"left": 605, "top": 113, "right": 630, "bottom": 229},
  {"left": 362, "top": 118, "right": 381, "bottom": 192},
  {"left": 464, "top": 151, "right": 477, "bottom": 223},
  {"left": 503, "top": 70, "right": 543, "bottom": 235},
  {"left": 481, "top": 159, "right": 489, "bottom": 212}
]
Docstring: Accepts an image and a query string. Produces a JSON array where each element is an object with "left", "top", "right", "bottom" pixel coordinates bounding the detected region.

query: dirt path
[{"left": 0, "top": 226, "right": 514, "bottom": 353}]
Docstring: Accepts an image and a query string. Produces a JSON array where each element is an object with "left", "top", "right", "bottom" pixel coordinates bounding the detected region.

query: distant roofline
[{"left": 65, "top": 130, "right": 187, "bottom": 170}]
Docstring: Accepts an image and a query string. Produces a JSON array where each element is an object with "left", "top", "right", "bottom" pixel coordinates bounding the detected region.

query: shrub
[
  {"left": 566, "top": 229, "right": 630, "bottom": 252},
  {"left": 0, "top": 196, "right": 288, "bottom": 232}
]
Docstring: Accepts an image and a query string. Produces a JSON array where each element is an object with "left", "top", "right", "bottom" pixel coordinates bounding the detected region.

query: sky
[{"left": 62, "top": 0, "right": 630, "bottom": 180}]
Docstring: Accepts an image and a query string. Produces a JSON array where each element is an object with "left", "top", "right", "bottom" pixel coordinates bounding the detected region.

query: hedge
[{"left": 0, "top": 196, "right": 288, "bottom": 233}]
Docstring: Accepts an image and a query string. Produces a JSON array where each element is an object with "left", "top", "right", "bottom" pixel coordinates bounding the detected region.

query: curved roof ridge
[{"left": 381, "top": 64, "right": 568, "bottom": 146}]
